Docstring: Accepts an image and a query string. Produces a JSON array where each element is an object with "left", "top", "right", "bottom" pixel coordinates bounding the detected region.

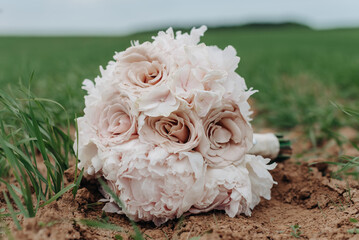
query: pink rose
[
  {"left": 138, "top": 106, "right": 202, "bottom": 153},
  {"left": 115, "top": 42, "right": 172, "bottom": 98},
  {"left": 75, "top": 93, "right": 138, "bottom": 177},
  {"left": 197, "top": 101, "right": 253, "bottom": 167},
  {"left": 84, "top": 93, "right": 137, "bottom": 146}
]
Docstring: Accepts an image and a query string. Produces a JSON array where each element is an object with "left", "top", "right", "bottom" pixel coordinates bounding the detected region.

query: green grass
[
  {"left": 0, "top": 87, "right": 81, "bottom": 229},
  {"left": 78, "top": 219, "right": 123, "bottom": 233},
  {"left": 1, "top": 26, "right": 358, "bottom": 137},
  {"left": 290, "top": 224, "right": 302, "bottom": 238},
  {"left": 325, "top": 104, "right": 359, "bottom": 180}
]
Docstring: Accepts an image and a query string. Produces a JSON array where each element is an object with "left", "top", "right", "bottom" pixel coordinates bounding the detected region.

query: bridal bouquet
[{"left": 75, "top": 26, "right": 277, "bottom": 226}]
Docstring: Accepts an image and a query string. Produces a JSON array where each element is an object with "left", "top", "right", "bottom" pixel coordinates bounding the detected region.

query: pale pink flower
[
  {"left": 190, "top": 154, "right": 276, "bottom": 217},
  {"left": 138, "top": 106, "right": 202, "bottom": 153},
  {"left": 169, "top": 65, "right": 205, "bottom": 105},
  {"left": 114, "top": 42, "right": 173, "bottom": 99},
  {"left": 100, "top": 140, "right": 206, "bottom": 226},
  {"left": 190, "top": 164, "right": 252, "bottom": 217},
  {"left": 74, "top": 117, "right": 103, "bottom": 176},
  {"left": 197, "top": 101, "right": 253, "bottom": 167},
  {"left": 169, "top": 66, "right": 225, "bottom": 117},
  {"left": 152, "top": 26, "right": 207, "bottom": 54},
  {"left": 243, "top": 155, "right": 277, "bottom": 209},
  {"left": 84, "top": 93, "right": 137, "bottom": 146},
  {"left": 137, "top": 85, "right": 180, "bottom": 117},
  {"left": 75, "top": 89, "right": 138, "bottom": 177}
]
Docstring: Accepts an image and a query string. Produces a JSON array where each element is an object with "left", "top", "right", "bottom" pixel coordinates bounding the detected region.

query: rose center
[
  {"left": 220, "top": 118, "right": 242, "bottom": 143},
  {"left": 157, "top": 119, "right": 190, "bottom": 143},
  {"left": 143, "top": 68, "right": 159, "bottom": 83},
  {"left": 170, "top": 123, "right": 190, "bottom": 143},
  {"left": 212, "top": 126, "right": 232, "bottom": 143},
  {"left": 108, "top": 112, "right": 131, "bottom": 135},
  {"left": 136, "top": 61, "right": 164, "bottom": 86}
]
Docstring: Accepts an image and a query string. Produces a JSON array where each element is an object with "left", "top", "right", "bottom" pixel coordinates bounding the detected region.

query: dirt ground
[{"left": 2, "top": 129, "right": 359, "bottom": 240}]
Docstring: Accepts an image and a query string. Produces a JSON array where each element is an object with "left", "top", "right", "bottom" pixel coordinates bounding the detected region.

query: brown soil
[{"left": 2, "top": 129, "right": 359, "bottom": 240}]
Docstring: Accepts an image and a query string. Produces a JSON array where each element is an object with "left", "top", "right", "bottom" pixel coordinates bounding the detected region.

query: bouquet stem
[
  {"left": 249, "top": 133, "right": 292, "bottom": 161},
  {"left": 275, "top": 134, "right": 292, "bottom": 162}
]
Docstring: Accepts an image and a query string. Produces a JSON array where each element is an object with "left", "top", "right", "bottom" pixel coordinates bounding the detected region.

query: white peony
[
  {"left": 99, "top": 140, "right": 206, "bottom": 226},
  {"left": 190, "top": 154, "right": 276, "bottom": 217}
]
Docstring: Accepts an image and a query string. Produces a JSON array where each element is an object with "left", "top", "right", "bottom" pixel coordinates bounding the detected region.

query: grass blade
[
  {"left": 40, "top": 183, "right": 76, "bottom": 208},
  {"left": 3, "top": 191, "right": 21, "bottom": 230},
  {"left": 78, "top": 219, "right": 123, "bottom": 232}
]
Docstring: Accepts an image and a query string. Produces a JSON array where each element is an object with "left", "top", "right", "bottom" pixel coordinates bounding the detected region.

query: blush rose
[{"left": 197, "top": 101, "right": 253, "bottom": 167}]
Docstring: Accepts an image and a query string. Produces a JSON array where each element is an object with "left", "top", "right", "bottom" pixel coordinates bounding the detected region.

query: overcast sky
[{"left": 1, "top": 0, "right": 359, "bottom": 35}]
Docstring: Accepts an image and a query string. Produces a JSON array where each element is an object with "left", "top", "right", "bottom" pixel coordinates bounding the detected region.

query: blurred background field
[
  {"left": 1, "top": 24, "right": 358, "bottom": 142},
  {"left": 1, "top": 1, "right": 359, "bottom": 238}
]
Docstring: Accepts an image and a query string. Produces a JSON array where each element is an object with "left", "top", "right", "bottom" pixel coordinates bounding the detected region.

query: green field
[
  {"left": 1, "top": 25, "right": 359, "bottom": 140},
  {"left": 1, "top": 25, "right": 358, "bottom": 236}
]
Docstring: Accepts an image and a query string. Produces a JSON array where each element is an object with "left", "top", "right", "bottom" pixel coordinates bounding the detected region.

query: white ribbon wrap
[{"left": 248, "top": 133, "right": 280, "bottom": 159}]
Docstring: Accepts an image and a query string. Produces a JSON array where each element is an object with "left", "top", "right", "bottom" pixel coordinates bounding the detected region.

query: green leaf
[
  {"left": 72, "top": 168, "right": 84, "bottom": 198},
  {"left": 114, "top": 235, "right": 123, "bottom": 240},
  {"left": 3, "top": 191, "right": 21, "bottom": 230},
  {"left": 40, "top": 183, "right": 76, "bottom": 208},
  {"left": 189, "top": 237, "right": 201, "bottom": 240},
  {"left": 348, "top": 228, "right": 359, "bottom": 234},
  {"left": 2, "top": 181, "right": 29, "bottom": 217}
]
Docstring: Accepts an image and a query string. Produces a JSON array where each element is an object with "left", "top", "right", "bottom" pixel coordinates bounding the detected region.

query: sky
[{"left": 1, "top": 0, "right": 359, "bottom": 35}]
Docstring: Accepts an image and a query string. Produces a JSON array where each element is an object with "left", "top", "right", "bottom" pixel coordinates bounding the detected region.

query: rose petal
[
  {"left": 220, "top": 118, "right": 242, "bottom": 143},
  {"left": 212, "top": 126, "right": 232, "bottom": 143}
]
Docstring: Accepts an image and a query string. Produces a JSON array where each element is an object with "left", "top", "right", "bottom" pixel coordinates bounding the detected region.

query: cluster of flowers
[{"left": 75, "top": 26, "right": 276, "bottom": 226}]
